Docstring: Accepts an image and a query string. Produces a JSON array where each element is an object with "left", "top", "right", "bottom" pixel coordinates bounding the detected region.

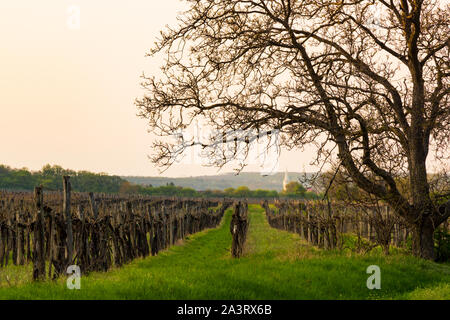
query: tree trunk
[
  {"left": 382, "top": 243, "right": 390, "bottom": 256},
  {"left": 411, "top": 217, "right": 435, "bottom": 260}
]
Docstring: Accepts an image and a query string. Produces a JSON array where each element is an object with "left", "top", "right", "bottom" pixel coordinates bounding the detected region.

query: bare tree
[{"left": 136, "top": 0, "right": 450, "bottom": 259}]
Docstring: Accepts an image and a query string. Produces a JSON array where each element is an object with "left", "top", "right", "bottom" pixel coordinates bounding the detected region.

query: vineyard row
[{"left": 0, "top": 176, "right": 231, "bottom": 280}]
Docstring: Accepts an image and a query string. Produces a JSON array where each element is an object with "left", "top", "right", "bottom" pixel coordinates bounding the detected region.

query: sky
[{"left": 0, "top": 0, "right": 323, "bottom": 177}]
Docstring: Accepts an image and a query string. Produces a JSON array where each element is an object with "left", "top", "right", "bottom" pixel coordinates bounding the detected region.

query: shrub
[{"left": 435, "top": 229, "right": 450, "bottom": 262}]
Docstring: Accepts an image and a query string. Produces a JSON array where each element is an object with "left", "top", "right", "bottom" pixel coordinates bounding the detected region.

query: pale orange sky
[{"left": 0, "top": 0, "right": 325, "bottom": 177}]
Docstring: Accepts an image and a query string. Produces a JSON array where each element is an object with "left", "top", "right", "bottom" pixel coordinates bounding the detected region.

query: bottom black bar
[{"left": 0, "top": 300, "right": 447, "bottom": 319}]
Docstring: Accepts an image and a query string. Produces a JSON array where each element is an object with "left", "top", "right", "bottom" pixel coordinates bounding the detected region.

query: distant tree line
[
  {"left": 0, "top": 164, "right": 320, "bottom": 199},
  {"left": 200, "top": 184, "right": 319, "bottom": 199},
  {"left": 0, "top": 164, "right": 124, "bottom": 193},
  {"left": 120, "top": 181, "right": 320, "bottom": 199}
]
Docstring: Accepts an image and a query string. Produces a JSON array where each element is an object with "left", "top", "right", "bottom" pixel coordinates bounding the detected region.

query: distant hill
[{"left": 123, "top": 172, "right": 316, "bottom": 192}]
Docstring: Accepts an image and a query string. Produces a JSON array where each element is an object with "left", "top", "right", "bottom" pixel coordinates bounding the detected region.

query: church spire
[{"left": 283, "top": 169, "right": 289, "bottom": 191}]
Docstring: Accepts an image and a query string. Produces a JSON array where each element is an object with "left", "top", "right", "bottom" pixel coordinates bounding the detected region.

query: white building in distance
[{"left": 283, "top": 169, "right": 289, "bottom": 191}]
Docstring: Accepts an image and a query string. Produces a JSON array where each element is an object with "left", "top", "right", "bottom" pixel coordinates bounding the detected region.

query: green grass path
[{"left": 0, "top": 205, "right": 449, "bottom": 299}]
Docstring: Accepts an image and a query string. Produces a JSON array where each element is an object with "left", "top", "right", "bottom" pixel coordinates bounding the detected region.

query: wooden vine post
[
  {"left": 33, "top": 186, "right": 46, "bottom": 281},
  {"left": 230, "top": 201, "right": 249, "bottom": 258},
  {"left": 63, "top": 176, "right": 74, "bottom": 267},
  {"left": 89, "top": 192, "right": 99, "bottom": 219}
]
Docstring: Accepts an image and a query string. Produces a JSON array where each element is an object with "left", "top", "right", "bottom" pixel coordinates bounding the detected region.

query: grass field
[{"left": 0, "top": 205, "right": 449, "bottom": 299}]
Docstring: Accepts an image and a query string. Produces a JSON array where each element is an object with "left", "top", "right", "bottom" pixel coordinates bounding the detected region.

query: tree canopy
[{"left": 281, "top": 181, "right": 307, "bottom": 197}]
